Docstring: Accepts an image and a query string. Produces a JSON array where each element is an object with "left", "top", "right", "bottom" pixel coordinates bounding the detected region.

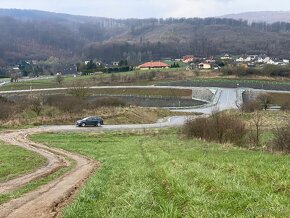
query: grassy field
[
  {"left": 32, "top": 130, "right": 290, "bottom": 217},
  {"left": 0, "top": 141, "right": 46, "bottom": 182},
  {"left": 2, "top": 69, "right": 290, "bottom": 91}
]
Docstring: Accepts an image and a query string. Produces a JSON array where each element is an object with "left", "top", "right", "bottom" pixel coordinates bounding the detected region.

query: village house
[
  {"left": 221, "top": 53, "right": 231, "bottom": 60},
  {"left": 137, "top": 61, "right": 170, "bottom": 70},
  {"left": 182, "top": 55, "right": 195, "bottom": 63},
  {"left": 112, "top": 61, "right": 119, "bottom": 66},
  {"left": 198, "top": 62, "right": 211, "bottom": 69}
]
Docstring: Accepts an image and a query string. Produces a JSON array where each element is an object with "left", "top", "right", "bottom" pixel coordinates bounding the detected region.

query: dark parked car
[{"left": 76, "top": 116, "right": 104, "bottom": 127}]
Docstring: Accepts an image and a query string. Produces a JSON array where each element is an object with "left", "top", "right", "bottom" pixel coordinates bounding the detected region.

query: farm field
[{"left": 32, "top": 130, "right": 290, "bottom": 217}]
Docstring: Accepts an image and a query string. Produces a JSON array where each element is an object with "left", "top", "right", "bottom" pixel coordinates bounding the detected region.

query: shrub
[
  {"left": 281, "top": 102, "right": 290, "bottom": 111},
  {"left": 256, "top": 93, "right": 271, "bottom": 110},
  {"left": 45, "top": 95, "right": 84, "bottom": 114},
  {"left": 0, "top": 97, "right": 18, "bottom": 120},
  {"left": 272, "top": 123, "right": 290, "bottom": 153},
  {"left": 89, "top": 97, "right": 126, "bottom": 108},
  {"left": 241, "top": 100, "right": 260, "bottom": 112},
  {"left": 0, "top": 104, "right": 13, "bottom": 120},
  {"left": 183, "top": 113, "right": 247, "bottom": 145},
  {"left": 55, "top": 74, "right": 64, "bottom": 85},
  {"left": 30, "top": 97, "right": 44, "bottom": 116}
]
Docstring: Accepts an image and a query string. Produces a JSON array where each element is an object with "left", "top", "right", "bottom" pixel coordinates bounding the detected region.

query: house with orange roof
[{"left": 137, "top": 61, "right": 170, "bottom": 70}]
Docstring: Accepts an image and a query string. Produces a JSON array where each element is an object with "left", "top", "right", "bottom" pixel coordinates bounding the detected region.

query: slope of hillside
[{"left": 1, "top": 9, "right": 290, "bottom": 65}]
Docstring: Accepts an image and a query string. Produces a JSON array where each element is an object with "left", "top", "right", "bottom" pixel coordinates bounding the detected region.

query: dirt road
[{"left": 0, "top": 128, "right": 98, "bottom": 218}]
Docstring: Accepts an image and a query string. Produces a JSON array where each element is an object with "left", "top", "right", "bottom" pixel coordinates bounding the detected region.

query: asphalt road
[
  {"left": 174, "top": 88, "right": 238, "bottom": 114},
  {"left": 40, "top": 116, "right": 196, "bottom": 133}
]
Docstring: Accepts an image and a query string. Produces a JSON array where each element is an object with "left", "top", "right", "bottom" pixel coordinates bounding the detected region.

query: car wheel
[
  {"left": 81, "top": 123, "right": 86, "bottom": 127},
  {"left": 96, "top": 122, "right": 100, "bottom": 127}
]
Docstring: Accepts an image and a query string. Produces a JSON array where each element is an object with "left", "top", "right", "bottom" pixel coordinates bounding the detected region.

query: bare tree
[
  {"left": 250, "top": 110, "right": 264, "bottom": 147},
  {"left": 30, "top": 96, "right": 44, "bottom": 116},
  {"left": 257, "top": 93, "right": 271, "bottom": 110}
]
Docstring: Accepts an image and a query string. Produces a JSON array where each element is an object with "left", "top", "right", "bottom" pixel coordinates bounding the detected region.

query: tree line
[{"left": 2, "top": 10, "right": 290, "bottom": 65}]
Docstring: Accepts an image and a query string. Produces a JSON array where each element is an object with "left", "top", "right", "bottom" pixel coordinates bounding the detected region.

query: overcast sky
[{"left": 0, "top": 0, "right": 289, "bottom": 18}]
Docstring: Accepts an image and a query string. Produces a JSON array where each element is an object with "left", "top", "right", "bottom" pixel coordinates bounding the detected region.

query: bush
[
  {"left": 55, "top": 74, "right": 64, "bottom": 85},
  {"left": 0, "top": 96, "right": 15, "bottom": 120},
  {"left": 29, "top": 97, "right": 44, "bottom": 116},
  {"left": 45, "top": 95, "right": 85, "bottom": 113},
  {"left": 272, "top": 123, "right": 290, "bottom": 153},
  {"left": 182, "top": 113, "right": 247, "bottom": 145},
  {"left": 0, "top": 104, "right": 13, "bottom": 120},
  {"left": 241, "top": 100, "right": 260, "bottom": 112},
  {"left": 89, "top": 97, "right": 126, "bottom": 108}
]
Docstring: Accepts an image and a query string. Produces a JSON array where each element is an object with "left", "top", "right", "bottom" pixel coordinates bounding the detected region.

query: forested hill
[
  {"left": 221, "top": 11, "right": 290, "bottom": 24},
  {"left": 1, "top": 9, "right": 290, "bottom": 65}
]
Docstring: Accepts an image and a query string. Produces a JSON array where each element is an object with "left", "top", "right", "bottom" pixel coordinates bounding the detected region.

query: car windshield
[{"left": 83, "top": 117, "right": 93, "bottom": 121}]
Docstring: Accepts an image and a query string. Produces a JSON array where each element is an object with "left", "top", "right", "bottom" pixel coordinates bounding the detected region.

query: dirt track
[{"left": 0, "top": 128, "right": 98, "bottom": 218}]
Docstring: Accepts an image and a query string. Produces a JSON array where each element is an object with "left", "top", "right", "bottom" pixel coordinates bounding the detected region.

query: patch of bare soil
[{"left": 0, "top": 129, "right": 98, "bottom": 218}]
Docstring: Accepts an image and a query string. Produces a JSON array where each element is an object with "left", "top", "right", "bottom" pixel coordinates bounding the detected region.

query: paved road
[
  {"left": 174, "top": 88, "right": 238, "bottom": 114},
  {"left": 0, "top": 85, "right": 194, "bottom": 94},
  {"left": 40, "top": 116, "right": 196, "bottom": 133}
]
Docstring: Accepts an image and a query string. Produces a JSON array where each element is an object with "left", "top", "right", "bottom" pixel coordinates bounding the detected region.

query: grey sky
[{"left": 0, "top": 0, "right": 289, "bottom": 18}]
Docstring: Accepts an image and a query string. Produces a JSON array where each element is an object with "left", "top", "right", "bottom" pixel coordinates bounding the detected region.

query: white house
[
  {"left": 236, "top": 57, "right": 245, "bottom": 62},
  {"left": 221, "top": 53, "right": 231, "bottom": 60},
  {"left": 112, "top": 61, "right": 119, "bottom": 66},
  {"left": 198, "top": 63, "right": 211, "bottom": 69}
]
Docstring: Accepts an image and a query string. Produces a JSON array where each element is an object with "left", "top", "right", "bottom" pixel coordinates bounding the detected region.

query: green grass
[
  {"left": 0, "top": 163, "right": 72, "bottom": 204},
  {"left": 0, "top": 75, "right": 87, "bottom": 91},
  {"left": 0, "top": 139, "right": 75, "bottom": 204},
  {"left": 0, "top": 141, "right": 46, "bottom": 182},
  {"left": 31, "top": 130, "right": 290, "bottom": 217}
]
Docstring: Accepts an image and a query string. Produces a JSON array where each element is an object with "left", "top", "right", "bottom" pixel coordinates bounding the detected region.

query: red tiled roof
[{"left": 138, "top": 61, "right": 169, "bottom": 68}]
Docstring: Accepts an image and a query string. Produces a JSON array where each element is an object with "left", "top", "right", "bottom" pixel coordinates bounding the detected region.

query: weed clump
[{"left": 272, "top": 122, "right": 290, "bottom": 153}]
